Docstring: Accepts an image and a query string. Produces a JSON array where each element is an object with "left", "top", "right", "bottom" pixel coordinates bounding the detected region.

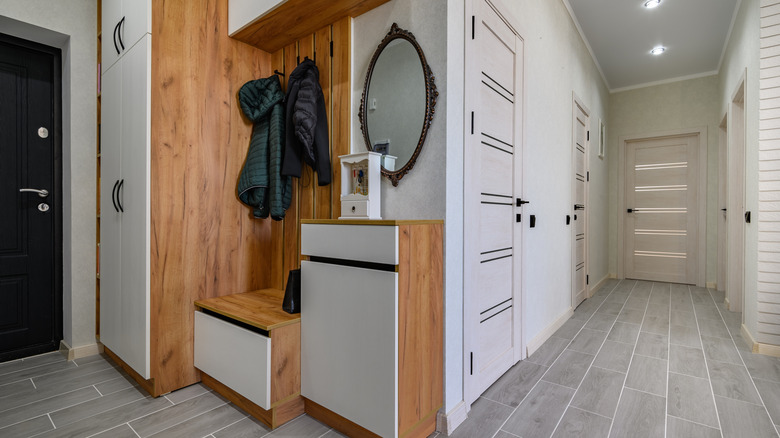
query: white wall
[
  {"left": 0, "top": 1, "right": 97, "bottom": 350},
  {"left": 608, "top": 75, "right": 721, "bottom": 285},
  {"left": 719, "top": 0, "right": 759, "bottom": 338}
]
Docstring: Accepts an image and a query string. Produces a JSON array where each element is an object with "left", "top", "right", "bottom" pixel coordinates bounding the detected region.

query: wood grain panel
[
  {"left": 230, "top": 0, "right": 390, "bottom": 53},
  {"left": 194, "top": 289, "right": 299, "bottom": 331},
  {"left": 270, "top": 49, "right": 286, "bottom": 290},
  {"left": 332, "top": 17, "right": 352, "bottom": 219},
  {"left": 149, "top": 0, "right": 273, "bottom": 396},
  {"left": 282, "top": 42, "right": 300, "bottom": 288},
  {"left": 270, "top": 322, "right": 301, "bottom": 404},
  {"left": 315, "top": 26, "right": 333, "bottom": 219},
  {"left": 398, "top": 224, "right": 444, "bottom": 437}
]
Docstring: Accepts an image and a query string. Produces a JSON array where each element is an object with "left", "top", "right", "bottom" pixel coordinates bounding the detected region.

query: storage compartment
[
  {"left": 194, "top": 311, "right": 272, "bottom": 409},
  {"left": 301, "top": 223, "right": 398, "bottom": 265}
]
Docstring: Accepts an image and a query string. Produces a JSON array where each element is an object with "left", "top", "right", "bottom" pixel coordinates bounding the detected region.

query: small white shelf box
[{"left": 339, "top": 152, "right": 381, "bottom": 219}]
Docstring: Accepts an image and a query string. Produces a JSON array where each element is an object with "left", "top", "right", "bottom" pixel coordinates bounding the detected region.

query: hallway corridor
[{"left": 452, "top": 279, "right": 780, "bottom": 438}]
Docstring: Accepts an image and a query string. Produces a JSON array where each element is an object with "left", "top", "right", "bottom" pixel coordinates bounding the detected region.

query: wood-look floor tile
[
  {"left": 596, "top": 302, "right": 624, "bottom": 316},
  {"left": 542, "top": 350, "right": 594, "bottom": 389},
  {"left": 494, "top": 432, "right": 519, "bottom": 438},
  {"left": 708, "top": 360, "right": 762, "bottom": 404},
  {"left": 670, "top": 324, "right": 701, "bottom": 348},
  {"left": 0, "top": 386, "right": 99, "bottom": 429},
  {"left": 701, "top": 336, "right": 742, "bottom": 365},
  {"left": 669, "top": 345, "right": 707, "bottom": 379},
  {"left": 73, "top": 354, "right": 110, "bottom": 366},
  {"left": 94, "top": 375, "right": 138, "bottom": 396},
  {"left": 131, "top": 391, "right": 228, "bottom": 437},
  {"left": 32, "top": 359, "right": 117, "bottom": 388},
  {"left": 666, "top": 416, "right": 721, "bottom": 438},
  {"left": 483, "top": 360, "right": 547, "bottom": 407},
  {"left": 569, "top": 329, "right": 608, "bottom": 355},
  {"left": 570, "top": 367, "right": 625, "bottom": 418},
  {"left": 715, "top": 396, "right": 778, "bottom": 438},
  {"left": 551, "top": 407, "right": 612, "bottom": 438},
  {"left": 667, "top": 373, "right": 719, "bottom": 428},
  {"left": 502, "top": 381, "right": 574, "bottom": 438},
  {"left": 554, "top": 318, "right": 587, "bottom": 340},
  {"left": 694, "top": 306, "right": 723, "bottom": 321},
  {"left": 0, "top": 379, "right": 35, "bottom": 402},
  {"left": 212, "top": 416, "right": 272, "bottom": 438},
  {"left": 641, "top": 316, "right": 670, "bottom": 336},
  {"left": 645, "top": 303, "right": 670, "bottom": 318},
  {"left": 617, "top": 308, "right": 645, "bottom": 325},
  {"left": 625, "top": 355, "right": 667, "bottom": 396},
  {"left": 634, "top": 332, "right": 668, "bottom": 360},
  {"left": 0, "top": 352, "right": 64, "bottom": 376},
  {"left": 754, "top": 378, "right": 780, "bottom": 425},
  {"left": 605, "top": 293, "right": 629, "bottom": 305},
  {"left": 146, "top": 403, "right": 246, "bottom": 438},
  {"left": 264, "top": 414, "right": 331, "bottom": 437},
  {"left": 527, "top": 336, "right": 570, "bottom": 367},
  {"left": 631, "top": 283, "right": 653, "bottom": 299},
  {"left": 0, "top": 414, "right": 53, "bottom": 437},
  {"left": 697, "top": 317, "right": 731, "bottom": 339},
  {"left": 446, "top": 397, "right": 513, "bottom": 438},
  {"left": 623, "top": 297, "right": 649, "bottom": 310},
  {"left": 607, "top": 322, "right": 640, "bottom": 345},
  {"left": 0, "top": 360, "right": 77, "bottom": 386},
  {"left": 614, "top": 280, "right": 637, "bottom": 293},
  {"left": 165, "top": 383, "right": 211, "bottom": 405},
  {"left": 593, "top": 341, "right": 633, "bottom": 374},
  {"left": 320, "top": 429, "right": 349, "bottom": 437},
  {"left": 90, "top": 424, "right": 141, "bottom": 438},
  {"left": 50, "top": 386, "right": 149, "bottom": 427},
  {"left": 670, "top": 310, "right": 697, "bottom": 328},
  {"left": 609, "top": 388, "right": 665, "bottom": 438},
  {"left": 583, "top": 313, "right": 617, "bottom": 332},
  {"left": 742, "top": 351, "right": 780, "bottom": 383}
]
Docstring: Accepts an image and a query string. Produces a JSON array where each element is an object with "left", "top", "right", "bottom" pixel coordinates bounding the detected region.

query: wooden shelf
[
  {"left": 194, "top": 289, "right": 299, "bottom": 331},
  {"left": 230, "top": 0, "right": 390, "bottom": 52}
]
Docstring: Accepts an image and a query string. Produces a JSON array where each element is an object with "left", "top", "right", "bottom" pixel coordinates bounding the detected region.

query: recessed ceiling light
[
  {"left": 650, "top": 46, "right": 666, "bottom": 55},
  {"left": 644, "top": 0, "right": 662, "bottom": 8}
]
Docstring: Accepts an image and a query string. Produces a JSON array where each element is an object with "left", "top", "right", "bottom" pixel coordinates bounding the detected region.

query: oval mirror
[{"left": 359, "top": 23, "right": 437, "bottom": 186}]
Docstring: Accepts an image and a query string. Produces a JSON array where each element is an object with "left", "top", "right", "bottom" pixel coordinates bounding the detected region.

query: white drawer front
[
  {"left": 194, "top": 311, "right": 271, "bottom": 409},
  {"left": 340, "top": 200, "right": 369, "bottom": 218},
  {"left": 301, "top": 224, "right": 398, "bottom": 265}
]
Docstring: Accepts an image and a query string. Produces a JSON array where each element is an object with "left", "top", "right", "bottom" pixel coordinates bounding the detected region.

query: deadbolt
[
  {"left": 38, "top": 203, "right": 49, "bottom": 212},
  {"left": 38, "top": 127, "right": 49, "bottom": 138}
]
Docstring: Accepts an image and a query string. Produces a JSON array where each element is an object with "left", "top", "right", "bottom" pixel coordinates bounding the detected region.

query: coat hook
[{"left": 274, "top": 69, "right": 285, "bottom": 77}]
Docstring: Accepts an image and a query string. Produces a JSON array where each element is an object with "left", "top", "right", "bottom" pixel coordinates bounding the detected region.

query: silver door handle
[{"left": 19, "top": 188, "right": 49, "bottom": 198}]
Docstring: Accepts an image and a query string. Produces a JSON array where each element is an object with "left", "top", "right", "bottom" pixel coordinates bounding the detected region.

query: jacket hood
[
  {"left": 288, "top": 58, "right": 319, "bottom": 83},
  {"left": 239, "top": 75, "right": 284, "bottom": 122}
]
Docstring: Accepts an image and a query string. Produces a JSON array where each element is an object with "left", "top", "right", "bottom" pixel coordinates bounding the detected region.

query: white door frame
[
  {"left": 572, "top": 93, "right": 590, "bottom": 305},
  {"left": 617, "top": 127, "right": 707, "bottom": 287},
  {"left": 462, "top": 0, "right": 525, "bottom": 407},
  {"left": 718, "top": 112, "right": 728, "bottom": 295},
  {"left": 728, "top": 72, "right": 746, "bottom": 313}
]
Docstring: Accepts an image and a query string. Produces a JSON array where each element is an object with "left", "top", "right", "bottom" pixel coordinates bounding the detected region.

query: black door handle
[
  {"left": 574, "top": 204, "right": 584, "bottom": 210},
  {"left": 117, "top": 179, "right": 124, "bottom": 212},
  {"left": 745, "top": 211, "right": 751, "bottom": 223},
  {"left": 566, "top": 215, "right": 571, "bottom": 225},
  {"left": 516, "top": 198, "right": 530, "bottom": 207},
  {"left": 721, "top": 208, "right": 727, "bottom": 212},
  {"left": 516, "top": 213, "right": 521, "bottom": 223},
  {"left": 627, "top": 208, "right": 634, "bottom": 213},
  {"left": 113, "top": 21, "right": 120, "bottom": 55},
  {"left": 530, "top": 215, "right": 536, "bottom": 228},
  {"left": 118, "top": 17, "right": 126, "bottom": 51},
  {"left": 111, "top": 180, "right": 119, "bottom": 212}
]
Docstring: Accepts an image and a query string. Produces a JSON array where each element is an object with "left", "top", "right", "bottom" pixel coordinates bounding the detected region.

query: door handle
[
  {"left": 574, "top": 204, "right": 585, "bottom": 210},
  {"left": 627, "top": 208, "right": 634, "bottom": 213},
  {"left": 516, "top": 198, "right": 530, "bottom": 207},
  {"left": 721, "top": 208, "right": 727, "bottom": 212},
  {"left": 117, "top": 179, "right": 124, "bottom": 212},
  {"left": 111, "top": 180, "right": 119, "bottom": 212},
  {"left": 113, "top": 21, "right": 120, "bottom": 55},
  {"left": 19, "top": 188, "right": 49, "bottom": 198},
  {"left": 118, "top": 17, "right": 126, "bottom": 51}
]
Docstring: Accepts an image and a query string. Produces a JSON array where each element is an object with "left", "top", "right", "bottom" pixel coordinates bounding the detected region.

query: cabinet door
[
  {"left": 120, "top": 0, "right": 151, "bottom": 54},
  {"left": 100, "top": 61, "right": 122, "bottom": 356},
  {"left": 119, "top": 35, "right": 151, "bottom": 379},
  {"left": 101, "top": 0, "right": 122, "bottom": 74},
  {"left": 301, "top": 261, "right": 398, "bottom": 438}
]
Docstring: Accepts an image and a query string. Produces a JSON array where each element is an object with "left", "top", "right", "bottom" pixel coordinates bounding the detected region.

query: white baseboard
[
  {"left": 526, "top": 307, "right": 574, "bottom": 357},
  {"left": 59, "top": 340, "right": 103, "bottom": 361},
  {"left": 706, "top": 281, "right": 717, "bottom": 289},
  {"left": 742, "top": 324, "right": 780, "bottom": 357},
  {"left": 436, "top": 401, "right": 468, "bottom": 435},
  {"left": 588, "top": 274, "right": 610, "bottom": 298},
  {"left": 724, "top": 298, "right": 731, "bottom": 311}
]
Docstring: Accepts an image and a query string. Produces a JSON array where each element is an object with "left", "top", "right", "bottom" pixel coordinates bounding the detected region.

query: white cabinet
[
  {"left": 300, "top": 220, "right": 443, "bottom": 438},
  {"left": 228, "top": 0, "right": 286, "bottom": 35},
  {"left": 100, "top": 35, "right": 151, "bottom": 379},
  {"left": 102, "top": 0, "right": 151, "bottom": 73}
]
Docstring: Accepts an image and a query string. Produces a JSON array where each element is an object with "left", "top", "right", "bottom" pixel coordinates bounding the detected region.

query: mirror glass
[{"left": 360, "top": 24, "right": 437, "bottom": 186}]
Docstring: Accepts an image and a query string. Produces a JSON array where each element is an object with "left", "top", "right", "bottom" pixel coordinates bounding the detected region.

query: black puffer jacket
[{"left": 281, "top": 58, "right": 331, "bottom": 185}]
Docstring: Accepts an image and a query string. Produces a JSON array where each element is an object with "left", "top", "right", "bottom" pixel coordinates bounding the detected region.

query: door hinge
[
  {"left": 470, "top": 352, "right": 473, "bottom": 375},
  {"left": 472, "top": 16, "right": 475, "bottom": 40},
  {"left": 587, "top": 171, "right": 590, "bottom": 182},
  {"left": 587, "top": 131, "right": 590, "bottom": 141},
  {"left": 471, "top": 111, "right": 475, "bottom": 135},
  {"left": 330, "top": 41, "right": 333, "bottom": 57},
  {"left": 586, "top": 275, "right": 589, "bottom": 285}
]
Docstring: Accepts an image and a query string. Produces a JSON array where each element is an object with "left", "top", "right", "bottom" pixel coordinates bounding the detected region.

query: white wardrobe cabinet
[
  {"left": 100, "top": 34, "right": 151, "bottom": 380},
  {"left": 102, "top": 0, "right": 151, "bottom": 74}
]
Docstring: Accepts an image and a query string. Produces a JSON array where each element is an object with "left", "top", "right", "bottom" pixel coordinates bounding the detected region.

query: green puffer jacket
[{"left": 237, "top": 75, "right": 292, "bottom": 220}]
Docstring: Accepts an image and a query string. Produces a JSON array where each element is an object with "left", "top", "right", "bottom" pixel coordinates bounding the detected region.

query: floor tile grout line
[
  {"left": 664, "top": 283, "right": 671, "bottom": 438},
  {"left": 689, "top": 285, "right": 725, "bottom": 438},
  {"left": 94, "top": 384, "right": 103, "bottom": 397},
  {"left": 487, "top": 278, "right": 624, "bottom": 438},
  {"left": 667, "top": 413, "right": 721, "bottom": 431},
  {"left": 0, "top": 386, "right": 111, "bottom": 431},
  {"left": 590, "top": 364, "right": 627, "bottom": 375},
  {"left": 30, "top": 377, "right": 36, "bottom": 389},
  {"left": 705, "top": 287, "right": 780, "bottom": 438},
  {"left": 128, "top": 422, "right": 142, "bottom": 438},
  {"left": 550, "top": 280, "right": 641, "bottom": 437},
  {"left": 135, "top": 399, "right": 229, "bottom": 437},
  {"left": 209, "top": 413, "right": 252, "bottom": 437},
  {"left": 478, "top": 395, "right": 516, "bottom": 409},
  {"left": 0, "top": 382, "right": 107, "bottom": 416},
  {"left": 607, "top": 280, "right": 652, "bottom": 438},
  {"left": 567, "top": 405, "right": 614, "bottom": 421},
  {"left": 46, "top": 412, "right": 55, "bottom": 429}
]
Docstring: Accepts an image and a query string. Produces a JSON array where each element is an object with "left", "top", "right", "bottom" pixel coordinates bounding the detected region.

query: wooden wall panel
[
  {"left": 282, "top": 42, "right": 300, "bottom": 286},
  {"left": 315, "top": 26, "right": 333, "bottom": 219},
  {"left": 270, "top": 50, "right": 286, "bottom": 291},
  {"left": 149, "top": 0, "right": 273, "bottom": 395},
  {"left": 332, "top": 17, "right": 352, "bottom": 219}
]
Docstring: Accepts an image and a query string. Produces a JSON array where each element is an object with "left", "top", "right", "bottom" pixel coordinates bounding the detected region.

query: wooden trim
[
  {"left": 304, "top": 398, "right": 381, "bottom": 438},
  {"left": 230, "top": 0, "right": 390, "bottom": 53},
  {"left": 270, "top": 322, "right": 301, "bottom": 404},
  {"left": 104, "top": 346, "right": 157, "bottom": 397},
  {"left": 397, "top": 224, "right": 444, "bottom": 436},
  {"left": 332, "top": 17, "right": 351, "bottom": 219},
  {"left": 201, "top": 372, "right": 304, "bottom": 429},
  {"left": 302, "top": 219, "right": 444, "bottom": 226},
  {"left": 315, "top": 25, "right": 333, "bottom": 220},
  {"left": 400, "top": 405, "right": 440, "bottom": 438},
  {"left": 193, "top": 289, "right": 300, "bottom": 332}
]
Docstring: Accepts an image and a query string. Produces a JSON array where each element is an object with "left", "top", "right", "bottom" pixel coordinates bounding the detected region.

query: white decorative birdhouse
[{"left": 339, "top": 152, "right": 382, "bottom": 219}]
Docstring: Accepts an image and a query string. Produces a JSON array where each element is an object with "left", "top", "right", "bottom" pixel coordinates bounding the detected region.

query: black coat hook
[{"left": 274, "top": 69, "right": 285, "bottom": 77}]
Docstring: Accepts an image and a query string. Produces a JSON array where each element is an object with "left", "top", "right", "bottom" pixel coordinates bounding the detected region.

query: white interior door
[
  {"left": 728, "top": 82, "right": 745, "bottom": 312},
  {"left": 624, "top": 134, "right": 700, "bottom": 284},
  {"left": 464, "top": 0, "right": 524, "bottom": 405},
  {"left": 718, "top": 116, "right": 728, "bottom": 294},
  {"left": 572, "top": 99, "right": 588, "bottom": 307}
]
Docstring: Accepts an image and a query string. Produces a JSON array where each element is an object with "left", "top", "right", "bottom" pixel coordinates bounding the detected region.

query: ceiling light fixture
[
  {"left": 650, "top": 46, "right": 666, "bottom": 55},
  {"left": 644, "top": 0, "right": 661, "bottom": 8}
]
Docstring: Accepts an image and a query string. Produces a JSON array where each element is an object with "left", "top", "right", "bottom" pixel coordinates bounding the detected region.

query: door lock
[
  {"left": 516, "top": 198, "right": 530, "bottom": 207},
  {"left": 38, "top": 203, "right": 49, "bottom": 212}
]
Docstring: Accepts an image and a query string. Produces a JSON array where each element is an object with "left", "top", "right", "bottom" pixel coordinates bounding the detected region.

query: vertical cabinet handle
[
  {"left": 111, "top": 180, "right": 119, "bottom": 212},
  {"left": 113, "top": 21, "right": 120, "bottom": 55},
  {"left": 118, "top": 17, "right": 126, "bottom": 51},
  {"left": 117, "top": 179, "right": 124, "bottom": 212}
]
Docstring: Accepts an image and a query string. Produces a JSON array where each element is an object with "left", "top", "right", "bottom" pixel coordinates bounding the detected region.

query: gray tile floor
[
  {"left": 0, "top": 352, "right": 440, "bottom": 438},
  {"left": 451, "top": 279, "right": 780, "bottom": 438}
]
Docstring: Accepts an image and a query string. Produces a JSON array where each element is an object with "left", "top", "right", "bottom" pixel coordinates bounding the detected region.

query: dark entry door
[{"left": 0, "top": 33, "right": 62, "bottom": 362}]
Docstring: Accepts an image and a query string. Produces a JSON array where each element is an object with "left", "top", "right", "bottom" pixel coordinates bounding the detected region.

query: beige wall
[
  {"left": 0, "top": 1, "right": 97, "bottom": 350},
  {"left": 608, "top": 75, "right": 721, "bottom": 285}
]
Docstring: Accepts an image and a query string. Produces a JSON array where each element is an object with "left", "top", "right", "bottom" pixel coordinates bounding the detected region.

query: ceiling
[{"left": 563, "top": 0, "right": 740, "bottom": 91}]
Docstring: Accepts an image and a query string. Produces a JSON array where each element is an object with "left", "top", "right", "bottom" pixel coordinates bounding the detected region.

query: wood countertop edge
[
  {"left": 301, "top": 219, "right": 443, "bottom": 226},
  {"left": 194, "top": 302, "right": 300, "bottom": 331}
]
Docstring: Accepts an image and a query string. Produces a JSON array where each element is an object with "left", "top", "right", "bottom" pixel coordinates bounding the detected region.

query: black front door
[{"left": 0, "top": 33, "right": 62, "bottom": 362}]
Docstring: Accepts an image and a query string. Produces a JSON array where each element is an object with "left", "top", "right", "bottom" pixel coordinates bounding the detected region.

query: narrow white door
[
  {"left": 624, "top": 134, "right": 700, "bottom": 284},
  {"left": 728, "top": 81, "right": 745, "bottom": 312},
  {"left": 464, "top": 0, "right": 523, "bottom": 404},
  {"left": 718, "top": 116, "right": 728, "bottom": 295},
  {"left": 572, "top": 99, "right": 588, "bottom": 307}
]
